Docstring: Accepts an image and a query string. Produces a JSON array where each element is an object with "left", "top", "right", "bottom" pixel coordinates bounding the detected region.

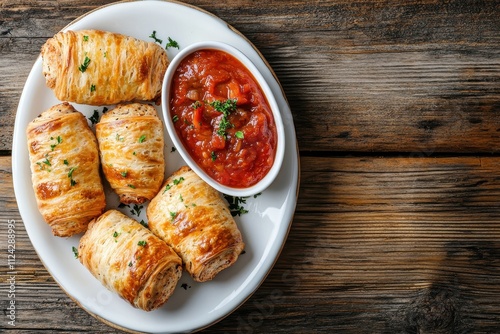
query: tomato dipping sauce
[{"left": 169, "top": 49, "right": 278, "bottom": 188}]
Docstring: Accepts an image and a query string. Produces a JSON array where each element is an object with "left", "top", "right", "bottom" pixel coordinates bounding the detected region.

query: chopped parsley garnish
[
  {"left": 72, "top": 246, "right": 78, "bottom": 259},
  {"left": 90, "top": 84, "right": 96, "bottom": 92},
  {"left": 217, "top": 117, "right": 232, "bottom": 137},
  {"left": 83, "top": 35, "right": 89, "bottom": 42},
  {"left": 42, "top": 156, "right": 51, "bottom": 167},
  {"left": 121, "top": 170, "right": 128, "bottom": 177},
  {"left": 78, "top": 56, "right": 91, "bottom": 72},
  {"left": 130, "top": 204, "right": 143, "bottom": 216},
  {"left": 138, "top": 134, "right": 146, "bottom": 143},
  {"left": 169, "top": 211, "right": 177, "bottom": 220},
  {"left": 68, "top": 166, "right": 77, "bottom": 186},
  {"left": 103, "top": 51, "right": 107, "bottom": 58},
  {"left": 50, "top": 136, "right": 62, "bottom": 151},
  {"left": 149, "top": 31, "right": 163, "bottom": 44},
  {"left": 127, "top": 184, "right": 136, "bottom": 189},
  {"left": 137, "top": 240, "right": 147, "bottom": 247},
  {"left": 179, "top": 194, "right": 184, "bottom": 202},
  {"left": 128, "top": 261, "right": 133, "bottom": 267},
  {"left": 209, "top": 99, "right": 237, "bottom": 138},
  {"left": 165, "top": 37, "right": 179, "bottom": 49},
  {"left": 235, "top": 131, "right": 244, "bottom": 139},
  {"left": 172, "top": 115, "right": 179, "bottom": 123},
  {"left": 113, "top": 231, "right": 120, "bottom": 241},
  {"left": 63, "top": 159, "right": 69, "bottom": 165},
  {"left": 173, "top": 177, "right": 185, "bottom": 185},
  {"left": 223, "top": 194, "right": 250, "bottom": 216},
  {"left": 211, "top": 151, "right": 217, "bottom": 161},
  {"left": 88, "top": 109, "right": 100, "bottom": 124},
  {"left": 162, "top": 184, "right": 172, "bottom": 194}
]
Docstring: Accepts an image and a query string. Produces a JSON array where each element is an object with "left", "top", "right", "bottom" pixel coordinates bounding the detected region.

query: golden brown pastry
[
  {"left": 147, "top": 166, "right": 245, "bottom": 282},
  {"left": 41, "top": 29, "right": 168, "bottom": 105},
  {"left": 78, "top": 210, "right": 182, "bottom": 311},
  {"left": 26, "top": 102, "right": 106, "bottom": 237},
  {"left": 96, "top": 103, "right": 165, "bottom": 204}
]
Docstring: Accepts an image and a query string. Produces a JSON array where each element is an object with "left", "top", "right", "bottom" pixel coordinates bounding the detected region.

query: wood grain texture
[
  {"left": 1, "top": 0, "right": 499, "bottom": 333},
  {"left": 0, "top": 0, "right": 499, "bottom": 152},
  {"left": 1, "top": 155, "right": 499, "bottom": 333}
]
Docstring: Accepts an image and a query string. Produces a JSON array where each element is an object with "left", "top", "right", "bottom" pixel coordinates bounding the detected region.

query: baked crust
[
  {"left": 26, "top": 102, "right": 106, "bottom": 237},
  {"left": 78, "top": 210, "right": 182, "bottom": 311},
  {"left": 147, "top": 166, "right": 245, "bottom": 282},
  {"left": 96, "top": 103, "right": 165, "bottom": 204},
  {"left": 41, "top": 29, "right": 168, "bottom": 105}
]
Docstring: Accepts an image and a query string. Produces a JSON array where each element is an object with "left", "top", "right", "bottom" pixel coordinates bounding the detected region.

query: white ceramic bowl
[{"left": 162, "top": 41, "right": 285, "bottom": 197}]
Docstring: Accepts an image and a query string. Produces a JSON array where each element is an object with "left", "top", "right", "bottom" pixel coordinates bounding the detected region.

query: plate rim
[{"left": 11, "top": 0, "right": 301, "bottom": 333}]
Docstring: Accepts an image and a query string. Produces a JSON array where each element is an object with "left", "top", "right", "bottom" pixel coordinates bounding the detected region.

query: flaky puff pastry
[
  {"left": 26, "top": 103, "right": 106, "bottom": 237},
  {"left": 147, "top": 166, "right": 245, "bottom": 282},
  {"left": 41, "top": 29, "right": 168, "bottom": 105},
  {"left": 96, "top": 103, "right": 165, "bottom": 204},
  {"left": 79, "top": 210, "right": 182, "bottom": 311}
]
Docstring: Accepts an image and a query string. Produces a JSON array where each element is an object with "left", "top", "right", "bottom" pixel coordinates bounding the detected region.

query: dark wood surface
[{"left": 1, "top": 0, "right": 499, "bottom": 333}]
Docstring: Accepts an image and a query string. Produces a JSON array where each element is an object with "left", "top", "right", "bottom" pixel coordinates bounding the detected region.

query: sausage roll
[
  {"left": 41, "top": 29, "right": 168, "bottom": 105},
  {"left": 26, "top": 102, "right": 106, "bottom": 237},
  {"left": 147, "top": 166, "right": 245, "bottom": 282},
  {"left": 96, "top": 103, "right": 165, "bottom": 204},
  {"left": 78, "top": 210, "right": 182, "bottom": 311}
]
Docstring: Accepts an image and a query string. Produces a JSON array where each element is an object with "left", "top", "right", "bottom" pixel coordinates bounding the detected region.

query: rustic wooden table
[{"left": 1, "top": 0, "right": 499, "bottom": 333}]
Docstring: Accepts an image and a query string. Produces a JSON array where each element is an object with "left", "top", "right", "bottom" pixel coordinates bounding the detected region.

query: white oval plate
[{"left": 12, "top": 1, "right": 299, "bottom": 333}]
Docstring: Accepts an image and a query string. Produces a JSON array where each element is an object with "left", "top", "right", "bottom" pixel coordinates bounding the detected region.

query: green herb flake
[
  {"left": 173, "top": 177, "right": 185, "bottom": 186},
  {"left": 63, "top": 159, "right": 69, "bottom": 165},
  {"left": 88, "top": 110, "right": 100, "bottom": 124},
  {"left": 165, "top": 37, "right": 180, "bottom": 49},
  {"left": 235, "top": 131, "right": 244, "bottom": 139},
  {"left": 169, "top": 211, "right": 177, "bottom": 220},
  {"left": 90, "top": 84, "right": 96, "bottom": 92},
  {"left": 121, "top": 170, "right": 128, "bottom": 177},
  {"left": 50, "top": 136, "right": 62, "bottom": 151},
  {"left": 113, "top": 231, "right": 120, "bottom": 238},
  {"left": 162, "top": 184, "right": 172, "bottom": 194},
  {"left": 128, "top": 261, "right": 133, "bottom": 267},
  {"left": 130, "top": 204, "right": 143, "bottom": 216},
  {"left": 68, "top": 166, "right": 78, "bottom": 186},
  {"left": 83, "top": 35, "right": 89, "bottom": 42},
  {"left": 149, "top": 31, "right": 163, "bottom": 44},
  {"left": 209, "top": 99, "right": 237, "bottom": 138},
  {"left": 72, "top": 246, "right": 78, "bottom": 259},
  {"left": 128, "top": 184, "right": 136, "bottom": 189},
  {"left": 78, "top": 56, "right": 91, "bottom": 73},
  {"left": 211, "top": 151, "right": 217, "bottom": 161},
  {"left": 137, "top": 240, "right": 147, "bottom": 247},
  {"left": 172, "top": 115, "right": 179, "bottom": 123},
  {"left": 223, "top": 194, "right": 250, "bottom": 217},
  {"left": 138, "top": 134, "right": 146, "bottom": 143}
]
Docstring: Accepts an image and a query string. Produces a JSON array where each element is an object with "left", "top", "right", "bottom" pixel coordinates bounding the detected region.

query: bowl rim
[{"left": 161, "top": 40, "right": 285, "bottom": 197}]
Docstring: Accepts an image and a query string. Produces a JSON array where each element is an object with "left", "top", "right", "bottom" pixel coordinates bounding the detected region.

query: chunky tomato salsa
[{"left": 170, "top": 49, "right": 277, "bottom": 188}]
